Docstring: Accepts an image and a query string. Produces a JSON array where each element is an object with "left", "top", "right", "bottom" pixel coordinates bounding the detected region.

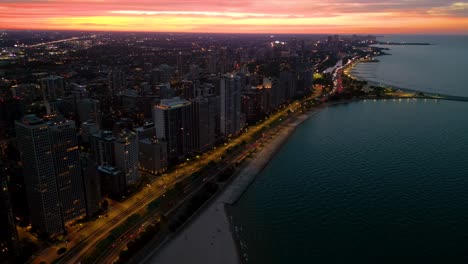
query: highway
[
  {"left": 34, "top": 97, "right": 307, "bottom": 264},
  {"left": 99, "top": 112, "right": 297, "bottom": 264},
  {"left": 25, "top": 35, "right": 94, "bottom": 48}
]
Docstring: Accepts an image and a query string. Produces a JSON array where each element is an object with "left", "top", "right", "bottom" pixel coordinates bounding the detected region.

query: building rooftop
[
  {"left": 98, "top": 165, "right": 122, "bottom": 175},
  {"left": 92, "top": 130, "right": 115, "bottom": 142},
  {"left": 155, "top": 97, "right": 191, "bottom": 110},
  {"left": 41, "top": 75, "right": 63, "bottom": 81},
  {"left": 116, "top": 129, "right": 136, "bottom": 143},
  {"left": 47, "top": 116, "right": 74, "bottom": 127},
  {"left": 82, "top": 120, "right": 97, "bottom": 126},
  {"left": 20, "top": 115, "right": 44, "bottom": 125},
  {"left": 135, "top": 123, "right": 155, "bottom": 132},
  {"left": 139, "top": 137, "right": 162, "bottom": 145}
]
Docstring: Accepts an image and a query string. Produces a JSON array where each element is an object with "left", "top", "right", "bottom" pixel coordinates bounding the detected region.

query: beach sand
[
  {"left": 146, "top": 194, "right": 240, "bottom": 264},
  {"left": 143, "top": 111, "right": 317, "bottom": 264}
]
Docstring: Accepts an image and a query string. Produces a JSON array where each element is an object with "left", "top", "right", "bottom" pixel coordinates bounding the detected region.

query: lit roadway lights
[{"left": 46, "top": 97, "right": 309, "bottom": 264}]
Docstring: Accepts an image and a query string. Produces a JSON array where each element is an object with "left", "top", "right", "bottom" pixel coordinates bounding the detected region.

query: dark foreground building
[{"left": 0, "top": 162, "right": 18, "bottom": 262}]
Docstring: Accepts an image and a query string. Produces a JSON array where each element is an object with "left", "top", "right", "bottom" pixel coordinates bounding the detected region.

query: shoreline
[
  {"left": 224, "top": 109, "right": 321, "bottom": 264},
  {"left": 140, "top": 57, "right": 468, "bottom": 263},
  {"left": 144, "top": 40, "right": 466, "bottom": 264},
  {"left": 345, "top": 58, "right": 468, "bottom": 102},
  {"left": 141, "top": 99, "right": 358, "bottom": 264}
]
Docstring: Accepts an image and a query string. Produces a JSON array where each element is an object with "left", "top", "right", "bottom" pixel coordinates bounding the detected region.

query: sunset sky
[{"left": 1, "top": 0, "right": 467, "bottom": 34}]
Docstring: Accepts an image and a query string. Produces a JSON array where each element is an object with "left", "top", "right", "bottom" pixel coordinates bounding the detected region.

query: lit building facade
[
  {"left": 48, "top": 117, "right": 86, "bottom": 223},
  {"left": 114, "top": 130, "right": 140, "bottom": 186},
  {"left": 153, "top": 97, "right": 193, "bottom": 164},
  {"left": 16, "top": 115, "right": 86, "bottom": 235}
]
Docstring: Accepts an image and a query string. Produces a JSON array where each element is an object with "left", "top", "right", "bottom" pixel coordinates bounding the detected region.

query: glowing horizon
[{"left": 1, "top": 0, "right": 467, "bottom": 34}]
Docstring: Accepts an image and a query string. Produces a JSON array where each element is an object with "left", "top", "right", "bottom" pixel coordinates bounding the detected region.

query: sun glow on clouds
[
  {"left": 0, "top": 0, "right": 467, "bottom": 33},
  {"left": 109, "top": 10, "right": 302, "bottom": 18}
]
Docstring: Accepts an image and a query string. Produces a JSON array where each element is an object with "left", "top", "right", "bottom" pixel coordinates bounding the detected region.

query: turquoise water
[
  {"left": 350, "top": 35, "right": 468, "bottom": 96},
  {"left": 230, "top": 100, "right": 468, "bottom": 264},
  {"left": 230, "top": 35, "right": 468, "bottom": 264}
]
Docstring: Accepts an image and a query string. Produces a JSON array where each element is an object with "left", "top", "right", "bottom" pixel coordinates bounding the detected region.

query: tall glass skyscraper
[{"left": 15, "top": 115, "right": 85, "bottom": 236}]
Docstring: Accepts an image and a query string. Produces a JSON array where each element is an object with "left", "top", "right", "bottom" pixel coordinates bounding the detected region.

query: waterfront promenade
[
  {"left": 138, "top": 59, "right": 468, "bottom": 264},
  {"left": 144, "top": 109, "right": 319, "bottom": 264}
]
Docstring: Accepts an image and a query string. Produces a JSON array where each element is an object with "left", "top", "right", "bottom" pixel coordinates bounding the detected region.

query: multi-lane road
[{"left": 33, "top": 98, "right": 305, "bottom": 264}]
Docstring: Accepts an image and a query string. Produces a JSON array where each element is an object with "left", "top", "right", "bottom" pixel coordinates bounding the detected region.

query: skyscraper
[
  {"left": 138, "top": 138, "right": 168, "bottom": 174},
  {"left": 80, "top": 120, "right": 99, "bottom": 144},
  {"left": 98, "top": 166, "right": 126, "bottom": 196},
  {"left": 153, "top": 97, "right": 193, "bottom": 164},
  {"left": 91, "top": 129, "right": 141, "bottom": 192},
  {"left": 135, "top": 123, "right": 156, "bottom": 141},
  {"left": 15, "top": 115, "right": 70, "bottom": 235},
  {"left": 80, "top": 153, "right": 101, "bottom": 217},
  {"left": 136, "top": 123, "right": 168, "bottom": 174},
  {"left": 192, "top": 96, "right": 219, "bottom": 152},
  {"left": 280, "top": 70, "right": 297, "bottom": 100},
  {"left": 114, "top": 130, "right": 140, "bottom": 186},
  {"left": 176, "top": 52, "right": 190, "bottom": 79},
  {"left": 16, "top": 115, "right": 86, "bottom": 230},
  {"left": 156, "top": 83, "right": 175, "bottom": 99},
  {"left": 207, "top": 53, "right": 217, "bottom": 74},
  {"left": 109, "top": 69, "right": 126, "bottom": 94},
  {"left": 220, "top": 74, "right": 242, "bottom": 136},
  {"left": 90, "top": 130, "right": 116, "bottom": 166},
  {"left": 77, "top": 99, "right": 101, "bottom": 125},
  {"left": 40, "top": 76, "right": 65, "bottom": 101},
  {"left": 48, "top": 117, "right": 86, "bottom": 223},
  {"left": 269, "top": 77, "right": 283, "bottom": 108}
]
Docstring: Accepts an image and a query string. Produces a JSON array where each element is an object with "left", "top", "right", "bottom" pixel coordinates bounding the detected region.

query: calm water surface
[
  {"left": 230, "top": 99, "right": 468, "bottom": 264},
  {"left": 230, "top": 35, "right": 468, "bottom": 264},
  {"left": 351, "top": 35, "right": 468, "bottom": 96}
]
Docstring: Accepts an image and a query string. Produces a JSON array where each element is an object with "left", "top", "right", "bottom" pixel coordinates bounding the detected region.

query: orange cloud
[{"left": 0, "top": 0, "right": 467, "bottom": 34}]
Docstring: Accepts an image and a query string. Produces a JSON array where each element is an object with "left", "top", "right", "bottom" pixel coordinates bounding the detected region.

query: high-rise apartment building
[
  {"left": 109, "top": 69, "right": 126, "bottom": 94},
  {"left": 16, "top": 115, "right": 86, "bottom": 236},
  {"left": 15, "top": 115, "right": 64, "bottom": 235},
  {"left": 280, "top": 71, "right": 297, "bottom": 100},
  {"left": 138, "top": 138, "right": 168, "bottom": 174},
  {"left": 77, "top": 99, "right": 101, "bottom": 124},
  {"left": 48, "top": 117, "right": 86, "bottom": 223},
  {"left": 207, "top": 53, "right": 217, "bottom": 74},
  {"left": 220, "top": 74, "right": 242, "bottom": 136},
  {"left": 40, "top": 76, "right": 65, "bottom": 101},
  {"left": 192, "top": 96, "right": 219, "bottom": 152},
  {"left": 135, "top": 123, "right": 156, "bottom": 141},
  {"left": 80, "top": 153, "right": 101, "bottom": 217},
  {"left": 269, "top": 77, "right": 284, "bottom": 108},
  {"left": 114, "top": 130, "right": 139, "bottom": 186},
  {"left": 91, "top": 129, "right": 141, "bottom": 193},
  {"left": 153, "top": 97, "right": 193, "bottom": 164},
  {"left": 98, "top": 166, "right": 126, "bottom": 196},
  {"left": 80, "top": 120, "right": 99, "bottom": 144},
  {"left": 90, "top": 130, "right": 116, "bottom": 166}
]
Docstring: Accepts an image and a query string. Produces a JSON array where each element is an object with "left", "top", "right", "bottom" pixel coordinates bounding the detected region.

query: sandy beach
[
  {"left": 143, "top": 109, "right": 317, "bottom": 264},
  {"left": 144, "top": 191, "right": 240, "bottom": 264}
]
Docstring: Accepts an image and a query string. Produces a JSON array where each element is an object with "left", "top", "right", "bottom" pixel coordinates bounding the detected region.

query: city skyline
[{"left": 1, "top": 0, "right": 468, "bottom": 34}]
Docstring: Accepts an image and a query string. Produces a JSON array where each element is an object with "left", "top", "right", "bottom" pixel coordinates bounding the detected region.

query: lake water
[
  {"left": 350, "top": 35, "right": 468, "bottom": 96},
  {"left": 230, "top": 36, "right": 468, "bottom": 264}
]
